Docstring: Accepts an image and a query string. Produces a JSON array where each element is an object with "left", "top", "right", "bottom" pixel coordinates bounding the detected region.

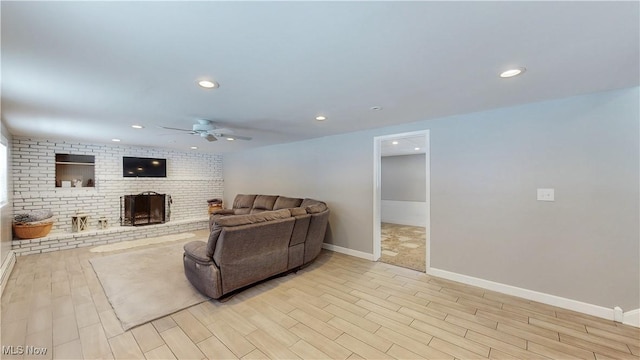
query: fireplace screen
[{"left": 120, "top": 192, "right": 170, "bottom": 226}]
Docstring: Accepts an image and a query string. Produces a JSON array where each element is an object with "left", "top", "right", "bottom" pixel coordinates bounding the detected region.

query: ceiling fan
[{"left": 160, "top": 119, "right": 252, "bottom": 142}]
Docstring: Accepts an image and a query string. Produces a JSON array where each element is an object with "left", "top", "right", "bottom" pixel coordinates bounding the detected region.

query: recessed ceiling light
[
  {"left": 190, "top": 146, "right": 198, "bottom": 150},
  {"left": 392, "top": 141, "right": 398, "bottom": 145},
  {"left": 370, "top": 106, "right": 383, "bottom": 111},
  {"left": 500, "top": 67, "right": 526, "bottom": 78},
  {"left": 131, "top": 125, "right": 144, "bottom": 129},
  {"left": 198, "top": 80, "right": 218, "bottom": 89},
  {"left": 112, "top": 138, "right": 121, "bottom": 142},
  {"left": 315, "top": 115, "right": 327, "bottom": 121},
  {"left": 415, "top": 147, "right": 420, "bottom": 151},
  {"left": 226, "top": 137, "right": 235, "bottom": 141}
]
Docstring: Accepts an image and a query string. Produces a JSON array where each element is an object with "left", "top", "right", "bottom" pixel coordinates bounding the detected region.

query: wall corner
[{"left": 0, "top": 250, "right": 16, "bottom": 297}]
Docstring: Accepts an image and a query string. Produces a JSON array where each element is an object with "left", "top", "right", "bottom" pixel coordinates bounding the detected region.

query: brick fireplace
[
  {"left": 10, "top": 137, "right": 223, "bottom": 255},
  {"left": 121, "top": 192, "right": 170, "bottom": 226}
]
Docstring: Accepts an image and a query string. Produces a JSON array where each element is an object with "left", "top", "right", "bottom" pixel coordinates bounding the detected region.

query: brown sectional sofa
[{"left": 183, "top": 194, "right": 329, "bottom": 299}]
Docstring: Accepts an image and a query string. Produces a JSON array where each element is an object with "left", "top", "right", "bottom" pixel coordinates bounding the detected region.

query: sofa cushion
[
  {"left": 233, "top": 194, "right": 257, "bottom": 210},
  {"left": 249, "top": 208, "right": 268, "bottom": 214},
  {"left": 289, "top": 207, "right": 307, "bottom": 216},
  {"left": 252, "top": 195, "right": 279, "bottom": 211},
  {"left": 216, "top": 209, "right": 291, "bottom": 227},
  {"left": 273, "top": 196, "right": 303, "bottom": 210}
]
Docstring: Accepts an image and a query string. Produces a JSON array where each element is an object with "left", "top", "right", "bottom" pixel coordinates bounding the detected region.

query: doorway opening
[{"left": 373, "top": 130, "right": 430, "bottom": 272}]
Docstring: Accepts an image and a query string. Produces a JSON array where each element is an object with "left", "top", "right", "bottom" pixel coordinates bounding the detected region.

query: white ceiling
[{"left": 2, "top": 1, "right": 638, "bottom": 154}]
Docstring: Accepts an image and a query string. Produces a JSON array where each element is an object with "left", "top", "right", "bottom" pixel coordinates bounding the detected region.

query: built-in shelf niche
[{"left": 55, "top": 154, "right": 95, "bottom": 188}]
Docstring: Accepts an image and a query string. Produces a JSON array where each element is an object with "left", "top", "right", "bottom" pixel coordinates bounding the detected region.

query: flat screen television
[{"left": 123, "top": 157, "right": 167, "bottom": 177}]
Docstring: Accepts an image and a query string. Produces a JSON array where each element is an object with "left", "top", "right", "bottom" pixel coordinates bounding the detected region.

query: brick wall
[{"left": 12, "top": 138, "right": 223, "bottom": 234}]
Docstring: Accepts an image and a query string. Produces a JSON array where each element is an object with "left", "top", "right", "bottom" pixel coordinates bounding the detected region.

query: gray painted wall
[
  {"left": 381, "top": 154, "right": 426, "bottom": 201},
  {"left": 223, "top": 87, "right": 639, "bottom": 310},
  {"left": 1, "top": 120, "right": 13, "bottom": 266}
]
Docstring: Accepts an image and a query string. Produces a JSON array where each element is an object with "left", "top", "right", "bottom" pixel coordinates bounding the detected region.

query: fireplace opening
[{"left": 120, "top": 192, "right": 171, "bottom": 226}]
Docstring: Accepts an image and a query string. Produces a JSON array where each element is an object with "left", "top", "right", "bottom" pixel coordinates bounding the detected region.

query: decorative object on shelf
[
  {"left": 13, "top": 209, "right": 55, "bottom": 239},
  {"left": 98, "top": 217, "right": 108, "bottom": 229},
  {"left": 55, "top": 153, "right": 95, "bottom": 188},
  {"left": 87, "top": 178, "right": 94, "bottom": 187},
  {"left": 207, "top": 198, "right": 223, "bottom": 214},
  {"left": 72, "top": 213, "right": 89, "bottom": 232},
  {"left": 61, "top": 181, "right": 71, "bottom": 188}
]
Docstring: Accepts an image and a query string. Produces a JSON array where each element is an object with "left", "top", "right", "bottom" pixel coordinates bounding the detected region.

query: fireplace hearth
[{"left": 120, "top": 192, "right": 171, "bottom": 226}]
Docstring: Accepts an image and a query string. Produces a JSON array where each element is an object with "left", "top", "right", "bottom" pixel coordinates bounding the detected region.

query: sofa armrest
[
  {"left": 209, "top": 211, "right": 234, "bottom": 230},
  {"left": 184, "top": 241, "right": 213, "bottom": 265},
  {"left": 183, "top": 241, "right": 222, "bottom": 299},
  {"left": 212, "top": 209, "right": 235, "bottom": 215}
]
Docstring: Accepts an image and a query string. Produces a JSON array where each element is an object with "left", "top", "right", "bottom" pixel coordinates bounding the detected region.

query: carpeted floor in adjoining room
[{"left": 380, "top": 222, "right": 426, "bottom": 272}]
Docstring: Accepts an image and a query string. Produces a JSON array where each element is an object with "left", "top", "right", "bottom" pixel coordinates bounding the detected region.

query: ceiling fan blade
[
  {"left": 204, "top": 134, "right": 217, "bottom": 142},
  {"left": 212, "top": 128, "right": 233, "bottom": 134},
  {"left": 217, "top": 133, "right": 252, "bottom": 141},
  {"left": 159, "top": 126, "right": 193, "bottom": 132}
]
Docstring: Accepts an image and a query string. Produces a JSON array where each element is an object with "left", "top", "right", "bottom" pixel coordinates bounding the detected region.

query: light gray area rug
[{"left": 90, "top": 241, "right": 209, "bottom": 330}]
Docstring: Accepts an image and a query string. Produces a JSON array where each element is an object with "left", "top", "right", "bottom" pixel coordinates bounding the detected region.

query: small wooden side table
[
  {"left": 208, "top": 203, "right": 223, "bottom": 215},
  {"left": 72, "top": 213, "right": 89, "bottom": 232}
]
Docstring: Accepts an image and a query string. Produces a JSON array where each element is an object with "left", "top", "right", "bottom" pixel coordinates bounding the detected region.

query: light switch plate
[{"left": 537, "top": 188, "right": 555, "bottom": 201}]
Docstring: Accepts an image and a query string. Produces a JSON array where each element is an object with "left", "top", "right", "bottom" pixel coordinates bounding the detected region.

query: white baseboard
[
  {"left": 0, "top": 250, "right": 17, "bottom": 297},
  {"left": 322, "top": 243, "right": 375, "bottom": 261},
  {"left": 428, "top": 267, "right": 639, "bottom": 328},
  {"left": 623, "top": 309, "right": 640, "bottom": 327}
]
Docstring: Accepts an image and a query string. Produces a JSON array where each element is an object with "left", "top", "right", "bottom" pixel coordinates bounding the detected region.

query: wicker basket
[{"left": 13, "top": 221, "right": 54, "bottom": 239}]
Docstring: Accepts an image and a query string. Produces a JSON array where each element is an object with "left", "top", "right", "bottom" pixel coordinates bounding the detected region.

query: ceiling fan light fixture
[
  {"left": 500, "top": 67, "right": 526, "bottom": 78},
  {"left": 161, "top": 120, "right": 250, "bottom": 142},
  {"left": 197, "top": 80, "right": 218, "bottom": 89}
]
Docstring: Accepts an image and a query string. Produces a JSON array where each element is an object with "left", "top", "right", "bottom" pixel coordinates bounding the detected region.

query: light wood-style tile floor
[{"left": 1, "top": 230, "right": 639, "bottom": 360}]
